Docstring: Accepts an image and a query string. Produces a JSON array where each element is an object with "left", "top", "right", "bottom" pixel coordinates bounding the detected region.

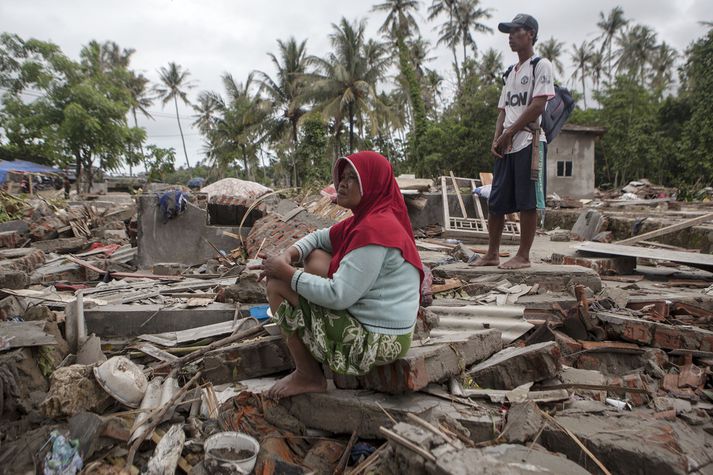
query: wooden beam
[
  {"left": 449, "top": 171, "right": 468, "bottom": 218},
  {"left": 616, "top": 212, "right": 713, "bottom": 245}
]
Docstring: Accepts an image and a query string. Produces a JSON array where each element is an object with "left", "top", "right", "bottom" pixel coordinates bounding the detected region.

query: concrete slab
[
  {"left": 31, "top": 237, "right": 86, "bottom": 254},
  {"left": 333, "top": 331, "right": 502, "bottom": 394},
  {"left": 432, "top": 263, "right": 602, "bottom": 292},
  {"left": 84, "top": 303, "right": 237, "bottom": 337},
  {"left": 468, "top": 341, "right": 562, "bottom": 389},
  {"left": 540, "top": 410, "right": 713, "bottom": 475},
  {"left": 551, "top": 251, "right": 636, "bottom": 275},
  {"left": 203, "top": 335, "right": 292, "bottom": 384},
  {"left": 282, "top": 388, "right": 501, "bottom": 442}
]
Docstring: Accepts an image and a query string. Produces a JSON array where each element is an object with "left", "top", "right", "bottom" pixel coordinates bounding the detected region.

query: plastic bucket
[{"left": 204, "top": 431, "right": 260, "bottom": 474}]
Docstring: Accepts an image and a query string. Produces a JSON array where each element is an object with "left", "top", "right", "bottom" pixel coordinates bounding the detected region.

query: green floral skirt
[{"left": 273, "top": 296, "right": 412, "bottom": 376}]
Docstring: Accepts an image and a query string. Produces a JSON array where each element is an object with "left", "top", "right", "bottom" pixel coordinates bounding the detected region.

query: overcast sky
[{"left": 0, "top": 0, "right": 709, "bottom": 171}]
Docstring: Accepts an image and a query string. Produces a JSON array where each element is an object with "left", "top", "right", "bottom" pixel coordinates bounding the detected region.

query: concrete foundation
[
  {"left": 282, "top": 388, "right": 501, "bottom": 442},
  {"left": 136, "top": 194, "right": 247, "bottom": 269}
]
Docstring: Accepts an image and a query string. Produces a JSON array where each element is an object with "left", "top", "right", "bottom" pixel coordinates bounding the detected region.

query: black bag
[{"left": 502, "top": 57, "right": 575, "bottom": 143}]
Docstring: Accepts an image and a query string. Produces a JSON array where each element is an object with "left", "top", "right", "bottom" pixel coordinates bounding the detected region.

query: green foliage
[
  {"left": 0, "top": 35, "right": 145, "bottom": 190},
  {"left": 398, "top": 35, "right": 428, "bottom": 166},
  {"left": 417, "top": 72, "right": 500, "bottom": 177},
  {"left": 144, "top": 145, "right": 176, "bottom": 182},
  {"left": 294, "top": 113, "right": 330, "bottom": 185},
  {"left": 678, "top": 29, "right": 713, "bottom": 186}
]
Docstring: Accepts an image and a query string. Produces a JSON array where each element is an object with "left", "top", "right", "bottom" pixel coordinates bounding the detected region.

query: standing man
[{"left": 472, "top": 13, "right": 554, "bottom": 269}]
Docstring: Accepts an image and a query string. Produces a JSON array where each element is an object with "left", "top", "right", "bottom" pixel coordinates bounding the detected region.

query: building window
[{"left": 556, "top": 160, "right": 573, "bottom": 177}]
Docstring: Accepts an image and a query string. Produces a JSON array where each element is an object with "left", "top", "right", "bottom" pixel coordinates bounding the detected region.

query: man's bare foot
[
  {"left": 469, "top": 254, "right": 500, "bottom": 267},
  {"left": 498, "top": 256, "right": 531, "bottom": 269},
  {"left": 265, "top": 369, "right": 327, "bottom": 400}
]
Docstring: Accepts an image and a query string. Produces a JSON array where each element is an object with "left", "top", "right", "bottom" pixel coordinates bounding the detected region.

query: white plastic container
[
  {"left": 93, "top": 356, "right": 148, "bottom": 408},
  {"left": 204, "top": 431, "right": 260, "bottom": 474}
]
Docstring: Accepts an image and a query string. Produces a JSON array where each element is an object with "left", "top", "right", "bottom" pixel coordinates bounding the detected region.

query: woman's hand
[{"left": 252, "top": 252, "right": 296, "bottom": 282}]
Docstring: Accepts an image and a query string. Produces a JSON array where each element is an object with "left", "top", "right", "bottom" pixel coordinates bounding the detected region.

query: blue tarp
[{"left": 0, "top": 160, "right": 62, "bottom": 183}]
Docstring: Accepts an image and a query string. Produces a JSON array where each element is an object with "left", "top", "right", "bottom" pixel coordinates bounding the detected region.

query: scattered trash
[
  {"left": 43, "top": 430, "right": 83, "bottom": 475},
  {"left": 204, "top": 431, "right": 260, "bottom": 474}
]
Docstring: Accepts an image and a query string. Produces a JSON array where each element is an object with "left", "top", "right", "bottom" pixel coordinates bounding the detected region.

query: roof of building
[{"left": 0, "top": 159, "right": 62, "bottom": 183}]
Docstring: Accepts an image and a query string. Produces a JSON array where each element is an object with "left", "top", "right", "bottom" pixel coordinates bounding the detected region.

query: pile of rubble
[{"left": 0, "top": 182, "right": 712, "bottom": 475}]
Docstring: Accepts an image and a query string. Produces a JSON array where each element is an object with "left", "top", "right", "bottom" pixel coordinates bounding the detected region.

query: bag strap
[
  {"left": 502, "top": 64, "right": 514, "bottom": 85},
  {"left": 527, "top": 56, "right": 541, "bottom": 106}
]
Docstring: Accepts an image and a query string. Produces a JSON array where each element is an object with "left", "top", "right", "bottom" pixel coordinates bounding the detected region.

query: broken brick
[
  {"left": 622, "top": 373, "right": 649, "bottom": 406},
  {"left": 334, "top": 330, "right": 502, "bottom": 394},
  {"left": 0, "top": 230, "right": 21, "bottom": 248},
  {"left": 552, "top": 330, "right": 582, "bottom": 356}
]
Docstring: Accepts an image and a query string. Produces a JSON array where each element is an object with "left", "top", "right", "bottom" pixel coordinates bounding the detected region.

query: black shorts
[{"left": 488, "top": 143, "right": 547, "bottom": 216}]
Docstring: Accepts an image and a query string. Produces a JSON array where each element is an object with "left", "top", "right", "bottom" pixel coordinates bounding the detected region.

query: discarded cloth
[
  {"left": 158, "top": 190, "right": 188, "bottom": 223},
  {"left": 273, "top": 296, "right": 411, "bottom": 375},
  {"left": 43, "top": 430, "right": 83, "bottom": 475}
]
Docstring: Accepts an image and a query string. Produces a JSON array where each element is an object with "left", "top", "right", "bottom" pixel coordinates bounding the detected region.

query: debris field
[{"left": 1, "top": 177, "right": 713, "bottom": 475}]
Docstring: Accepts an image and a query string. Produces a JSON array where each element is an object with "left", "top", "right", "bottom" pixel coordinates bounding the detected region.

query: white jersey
[{"left": 498, "top": 55, "right": 555, "bottom": 153}]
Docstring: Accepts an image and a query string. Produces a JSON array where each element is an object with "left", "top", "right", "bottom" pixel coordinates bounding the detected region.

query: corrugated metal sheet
[{"left": 428, "top": 304, "right": 532, "bottom": 344}]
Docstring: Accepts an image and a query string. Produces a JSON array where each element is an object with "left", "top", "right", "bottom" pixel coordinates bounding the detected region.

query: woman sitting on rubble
[{"left": 255, "top": 151, "right": 423, "bottom": 400}]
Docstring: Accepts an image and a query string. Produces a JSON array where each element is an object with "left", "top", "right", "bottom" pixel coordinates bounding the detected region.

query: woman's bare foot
[
  {"left": 265, "top": 369, "right": 327, "bottom": 400},
  {"left": 469, "top": 254, "right": 500, "bottom": 266},
  {"left": 498, "top": 255, "right": 531, "bottom": 269}
]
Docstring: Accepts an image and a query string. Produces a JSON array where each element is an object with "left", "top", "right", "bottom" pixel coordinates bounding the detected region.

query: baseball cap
[{"left": 498, "top": 14, "right": 538, "bottom": 35}]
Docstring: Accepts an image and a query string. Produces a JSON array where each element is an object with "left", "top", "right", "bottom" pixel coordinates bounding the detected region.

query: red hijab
[{"left": 328, "top": 151, "right": 424, "bottom": 285}]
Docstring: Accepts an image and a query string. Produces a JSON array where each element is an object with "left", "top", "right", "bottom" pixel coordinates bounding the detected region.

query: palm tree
[
  {"left": 452, "top": 0, "right": 493, "bottom": 64},
  {"left": 649, "top": 42, "right": 678, "bottom": 94},
  {"left": 570, "top": 41, "right": 594, "bottom": 109},
  {"left": 80, "top": 40, "right": 134, "bottom": 77},
  {"left": 126, "top": 71, "right": 154, "bottom": 175},
  {"left": 155, "top": 62, "right": 195, "bottom": 168},
  {"left": 477, "top": 47, "right": 502, "bottom": 84},
  {"left": 192, "top": 91, "right": 223, "bottom": 135},
  {"left": 538, "top": 37, "right": 565, "bottom": 78},
  {"left": 372, "top": 0, "right": 420, "bottom": 38},
  {"left": 421, "top": 68, "right": 443, "bottom": 117},
  {"left": 307, "top": 18, "right": 388, "bottom": 154},
  {"left": 588, "top": 51, "right": 605, "bottom": 94},
  {"left": 615, "top": 24, "right": 658, "bottom": 86},
  {"left": 428, "top": 0, "right": 461, "bottom": 85},
  {"left": 254, "top": 38, "right": 311, "bottom": 149},
  {"left": 202, "top": 74, "right": 269, "bottom": 180},
  {"left": 371, "top": 0, "right": 427, "bottom": 161},
  {"left": 597, "top": 7, "right": 628, "bottom": 79}
]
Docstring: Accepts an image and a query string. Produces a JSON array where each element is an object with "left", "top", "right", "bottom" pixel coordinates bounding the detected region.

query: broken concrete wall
[
  {"left": 407, "top": 192, "right": 487, "bottom": 230},
  {"left": 136, "top": 194, "right": 246, "bottom": 268}
]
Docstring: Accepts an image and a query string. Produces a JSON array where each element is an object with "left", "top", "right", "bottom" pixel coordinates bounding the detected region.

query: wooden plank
[
  {"left": 470, "top": 179, "right": 487, "bottom": 227},
  {"left": 575, "top": 241, "right": 713, "bottom": 272},
  {"left": 64, "top": 254, "right": 106, "bottom": 274},
  {"left": 449, "top": 172, "right": 468, "bottom": 218},
  {"left": 441, "top": 176, "right": 451, "bottom": 230},
  {"left": 616, "top": 212, "right": 713, "bottom": 245}
]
